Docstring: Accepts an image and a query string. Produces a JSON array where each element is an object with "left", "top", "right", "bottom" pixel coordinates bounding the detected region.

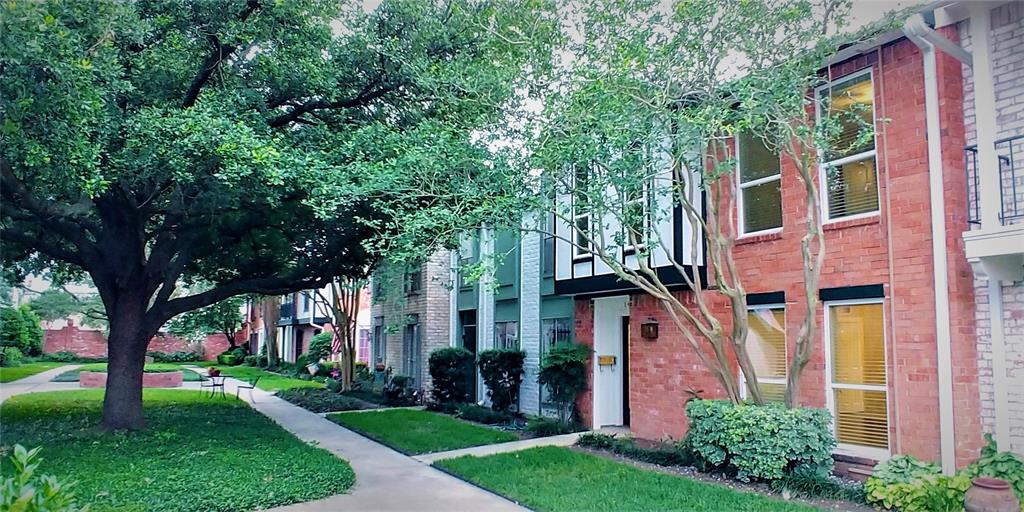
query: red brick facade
[
  {"left": 43, "top": 320, "right": 235, "bottom": 361},
  {"left": 575, "top": 34, "right": 984, "bottom": 467}
]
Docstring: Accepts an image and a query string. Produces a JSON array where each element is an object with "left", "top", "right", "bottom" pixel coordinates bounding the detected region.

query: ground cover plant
[
  {"left": 51, "top": 363, "right": 203, "bottom": 382},
  {"left": 216, "top": 365, "right": 324, "bottom": 392},
  {"left": 0, "top": 361, "right": 65, "bottom": 383},
  {"left": 328, "top": 409, "right": 517, "bottom": 455},
  {"left": 435, "top": 446, "right": 817, "bottom": 512},
  {"left": 0, "top": 390, "right": 354, "bottom": 511},
  {"left": 277, "top": 388, "right": 374, "bottom": 413}
]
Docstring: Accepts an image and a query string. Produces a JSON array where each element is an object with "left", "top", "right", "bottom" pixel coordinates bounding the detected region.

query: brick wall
[
  {"left": 575, "top": 34, "right": 984, "bottom": 466},
  {"left": 371, "top": 250, "right": 452, "bottom": 390},
  {"left": 43, "top": 320, "right": 233, "bottom": 361},
  {"left": 960, "top": 2, "right": 1024, "bottom": 454}
]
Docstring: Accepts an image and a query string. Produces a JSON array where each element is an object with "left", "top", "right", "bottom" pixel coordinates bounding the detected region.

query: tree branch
[{"left": 180, "top": 0, "right": 261, "bottom": 108}]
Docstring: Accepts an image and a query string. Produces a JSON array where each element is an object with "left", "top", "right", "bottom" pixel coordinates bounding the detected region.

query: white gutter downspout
[{"left": 903, "top": 13, "right": 964, "bottom": 476}]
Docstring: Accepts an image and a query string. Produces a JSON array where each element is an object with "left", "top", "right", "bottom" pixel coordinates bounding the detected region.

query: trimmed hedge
[
  {"left": 685, "top": 399, "right": 835, "bottom": 482},
  {"left": 428, "top": 347, "right": 475, "bottom": 404},
  {"left": 477, "top": 349, "right": 525, "bottom": 412}
]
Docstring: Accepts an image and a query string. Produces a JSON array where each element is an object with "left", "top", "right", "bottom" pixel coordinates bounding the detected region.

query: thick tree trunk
[
  {"left": 101, "top": 316, "right": 152, "bottom": 430},
  {"left": 262, "top": 296, "right": 281, "bottom": 368}
]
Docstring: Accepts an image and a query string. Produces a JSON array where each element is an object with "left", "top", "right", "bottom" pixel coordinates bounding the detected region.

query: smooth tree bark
[
  {"left": 317, "top": 278, "right": 364, "bottom": 391},
  {"left": 262, "top": 296, "right": 282, "bottom": 369}
]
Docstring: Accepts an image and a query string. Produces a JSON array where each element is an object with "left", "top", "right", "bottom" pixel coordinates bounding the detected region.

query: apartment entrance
[
  {"left": 592, "top": 296, "right": 629, "bottom": 428},
  {"left": 459, "top": 310, "right": 478, "bottom": 400}
]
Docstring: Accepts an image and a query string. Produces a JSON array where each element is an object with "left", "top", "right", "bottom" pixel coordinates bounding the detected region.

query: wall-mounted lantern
[{"left": 640, "top": 318, "right": 659, "bottom": 340}]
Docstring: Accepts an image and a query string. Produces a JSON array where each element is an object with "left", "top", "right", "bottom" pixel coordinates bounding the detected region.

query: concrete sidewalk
[
  {"left": 196, "top": 373, "right": 526, "bottom": 512},
  {"left": 0, "top": 364, "right": 81, "bottom": 403},
  {"left": 414, "top": 432, "right": 583, "bottom": 464}
]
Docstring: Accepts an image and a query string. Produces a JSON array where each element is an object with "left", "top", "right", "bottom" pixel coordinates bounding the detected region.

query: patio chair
[{"left": 236, "top": 376, "right": 261, "bottom": 401}]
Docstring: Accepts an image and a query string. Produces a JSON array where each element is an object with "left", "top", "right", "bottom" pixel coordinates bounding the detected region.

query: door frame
[{"left": 591, "top": 296, "right": 629, "bottom": 428}]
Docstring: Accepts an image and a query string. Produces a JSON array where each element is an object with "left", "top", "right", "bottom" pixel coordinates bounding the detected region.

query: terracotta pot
[{"left": 965, "top": 477, "right": 1020, "bottom": 512}]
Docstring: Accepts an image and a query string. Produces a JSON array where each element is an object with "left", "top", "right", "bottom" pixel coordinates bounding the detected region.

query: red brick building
[{"left": 556, "top": 2, "right": 1018, "bottom": 473}]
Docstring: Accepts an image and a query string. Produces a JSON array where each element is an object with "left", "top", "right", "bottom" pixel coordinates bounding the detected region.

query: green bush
[
  {"left": 1, "top": 346, "right": 24, "bottom": 367},
  {"left": 477, "top": 349, "right": 525, "bottom": 412},
  {"left": 685, "top": 399, "right": 835, "bottom": 482},
  {"left": 525, "top": 417, "right": 578, "bottom": 437},
  {"left": 277, "top": 388, "right": 365, "bottom": 413},
  {"left": 0, "top": 306, "right": 44, "bottom": 357},
  {"left": 538, "top": 343, "right": 591, "bottom": 423},
  {"left": 577, "top": 433, "right": 691, "bottom": 466},
  {"left": 456, "top": 403, "right": 512, "bottom": 425},
  {"left": 325, "top": 378, "right": 343, "bottom": 393},
  {"left": 41, "top": 352, "right": 104, "bottom": 363},
  {"left": 308, "top": 333, "right": 333, "bottom": 363},
  {"left": 217, "top": 353, "right": 240, "bottom": 366},
  {"left": 382, "top": 374, "right": 417, "bottom": 406},
  {"left": 428, "top": 347, "right": 475, "bottom": 404},
  {"left": 0, "top": 445, "right": 88, "bottom": 512},
  {"left": 865, "top": 455, "right": 970, "bottom": 512},
  {"left": 243, "top": 355, "right": 258, "bottom": 366},
  {"left": 770, "top": 473, "right": 867, "bottom": 504},
  {"left": 962, "top": 435, "right": 1024, "bottom": 504},
  {"left": 148, "top": 351, "right": 201, "bottom": 363}
]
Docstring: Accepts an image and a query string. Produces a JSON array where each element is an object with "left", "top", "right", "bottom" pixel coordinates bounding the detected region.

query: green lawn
[
  {"left": 51, "top": 363, "right": 204, "bottom": 382},
  {"left": 327, "top": 408, "right": 518, "bottom": 455},
  {"left": 435, "top": 447, "right": 818, "bottom": 512},
  {"left": 213, "top": 365, "right": 324, "bottom": 392},
  {"left": 0, "top": 389, "right": 354, "bottom": 512},
  {"left": 0, "top": 361, "right": 66, "bottom": 383}
]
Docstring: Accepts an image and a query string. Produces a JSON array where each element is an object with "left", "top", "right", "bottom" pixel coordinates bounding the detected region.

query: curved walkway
[{"left": 1, "top": 366, "right": 527, "bottom": 511}]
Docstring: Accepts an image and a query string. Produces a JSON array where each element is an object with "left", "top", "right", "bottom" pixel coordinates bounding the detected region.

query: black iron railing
[{"left": 965, "top": 134, "right": 1024, "bottom": 226}]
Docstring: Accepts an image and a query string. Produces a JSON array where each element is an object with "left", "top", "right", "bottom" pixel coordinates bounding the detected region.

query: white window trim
[
  {"left": 572, "top": 165, "right": 593, "bottom": 261},
  {"left": 622, "top": 180, "right": 652, "bottom": 254},
  {"left": 735, "top": 135, "right": 784, "bottom": 237},
  {"left": 822, "top": 297, "right": 892, "bottom": 461},
  {"left": 738, "top": 304, "right": 787, "bottom": 400},
  {"left": 814, "top": 68, "right": 882, "bottom": 224}
]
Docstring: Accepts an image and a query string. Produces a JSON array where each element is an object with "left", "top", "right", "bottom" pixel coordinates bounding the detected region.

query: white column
[
  {"left": 477, "top": 226, "right": 496, "bottom": 402},
  {"left": 969, "top": 3, "right": 1002, "bottom": 229},
  {"left": 519, "top": 214, "right": 542, "bottom": 415},
  {"left": 988, "top": 277, "right": 1012, "bottom": 449}
]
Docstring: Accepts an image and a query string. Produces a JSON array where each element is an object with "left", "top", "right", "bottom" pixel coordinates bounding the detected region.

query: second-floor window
[
  {"left": 404, "top": 269, "right": 422, "bottom": 295},
  {"left": 737, "top": 132, "right": 783, "bottom": 235},
  {"left": 542, "top": 212, "right": 555, "bottom": 276},
  {"left": 817, "top": 70, "right": 879, "bottom": 221},
  {"left": 572, "top": 165, "right": 592, "bottom": 260}
]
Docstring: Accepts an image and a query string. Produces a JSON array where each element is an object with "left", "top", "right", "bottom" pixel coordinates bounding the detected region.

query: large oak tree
[{"left": 0, "top": 0, "right": 557, "bottom": 429}]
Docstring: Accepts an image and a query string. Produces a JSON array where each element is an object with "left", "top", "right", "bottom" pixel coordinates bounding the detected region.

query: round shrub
[
  {"left": 308, "top": 332, "right": 333, "bottom": 363},
  {"left": 1, "top": 346, "right": 24, "bottom": 367},
  {"left": 243, "top": 355, "right": 258, "bottom": 366},
  {"left": 865, "top": 455, "right": 970, "bottom": 512},
  {"left": 428, "top": 347, "right": 475, "bottom": 404},
  {"left": 538, "top": 343, "right": 591, "bottom": 423},
  {"left": 0, "top": 306, "right": 43, "bottom": 356},
  {"left": 456, "top": 403, "right": 511, "bottom": 425},
  {"left": 685, "top": 399, "right": 835, "bottom": 482},
  {"left": 217, "top": 352, "right": 240, "bottom": 366},
  {"left": 477, "top": 349, "right": 525, "bottom": 412}
]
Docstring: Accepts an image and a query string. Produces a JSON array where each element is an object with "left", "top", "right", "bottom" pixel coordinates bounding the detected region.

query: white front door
[{"left": 592, "top": 296, "right": 629, "bottom": 428}]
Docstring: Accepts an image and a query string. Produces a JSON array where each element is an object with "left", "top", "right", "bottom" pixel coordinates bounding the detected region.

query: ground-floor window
[
  {"left": 495, "top": 321, "right": 519, "bottom": 350},
  {"left": 372, "top": 317, "right": 385, "bottom": 365},
  {"left": 540, "top": 318, "right": 574, "bottom": 405},
  {"left": 740, "top": 305, "right": 786, "bottom": 403},
  {"left": 825, "top": 300, "right": 889, "bottom": 458},
  {"left": 402, "top": 316, "right": 421, "bottom": 381},
  {"left": 357, "top": 328, "right": 370, "bottom": 364}
]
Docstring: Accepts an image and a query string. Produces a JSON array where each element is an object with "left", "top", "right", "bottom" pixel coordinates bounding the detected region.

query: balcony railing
[{"left": 966, "top": 134, "right": 1024, "bottom": 226}]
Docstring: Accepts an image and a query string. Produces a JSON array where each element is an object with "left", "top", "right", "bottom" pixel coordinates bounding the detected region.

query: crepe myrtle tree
[
  {"left": 0, "top": 0, "right": 559, "bottom": 429},
  {"left": 314, "top": 275, "right": 368, "bottom": 391},
  {"left": 528, "top": 0, "right": 883, "bottom": 407}
]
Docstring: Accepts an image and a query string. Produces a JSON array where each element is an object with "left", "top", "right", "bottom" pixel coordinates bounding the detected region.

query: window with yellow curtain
[
  {"left": 827, "top": 301, "right": 889, "bottom": 456},
  {"left": 742, "top": 306, "right": 786, "bottom": 402}
]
